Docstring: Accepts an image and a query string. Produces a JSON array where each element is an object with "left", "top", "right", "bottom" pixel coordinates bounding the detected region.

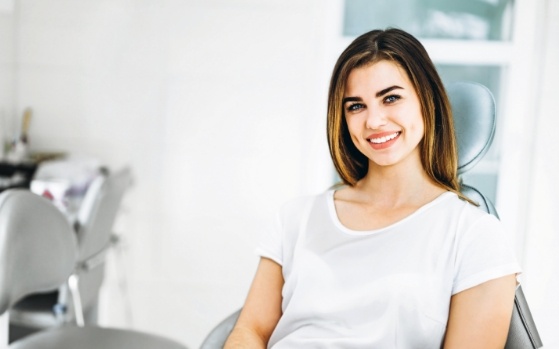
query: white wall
[
  {"left": 0, "top": 0, "right": 14, "bottom": 150},
  {"left": 522, "top": 0, "right": 559, "bottom": 345},
  {"left": 13, "top": 0, "right": 332, "bottom": 347}
]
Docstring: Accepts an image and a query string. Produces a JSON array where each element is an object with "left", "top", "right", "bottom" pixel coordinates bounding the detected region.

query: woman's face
[{"left": 343, "top": 60, "right": 424, "bottom": 170}]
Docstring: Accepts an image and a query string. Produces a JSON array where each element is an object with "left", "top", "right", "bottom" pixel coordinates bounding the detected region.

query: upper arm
[
  {"left": 233, "top": 257, "right": 284, "bottom": 345},
  {"left": 443, "top": 274, "right": 517, "bottom": 349}
]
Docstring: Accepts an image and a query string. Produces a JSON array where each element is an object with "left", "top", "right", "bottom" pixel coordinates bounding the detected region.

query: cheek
[
  {"left": 345, "top": 118, "right": 361, "bottom": 141},
  {"left": 409, "top": 108, "right": 425, "bottom": 137},
  {"left": 415, "top": 120, "right": 425, "bottom": 138},
  {"left": 346, "top": 118, "right": 368, "bottom": 147}
]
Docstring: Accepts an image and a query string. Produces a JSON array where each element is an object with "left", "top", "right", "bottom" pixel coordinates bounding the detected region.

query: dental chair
[
  {"left": 0, "top": 189, "right": 188, "bottom": 349},
  {"left": 199, "top": 82, "right": 543, "bottom": 349},
  {"left": 449, "top": 82, "right": 542, "bottom": 348},
  {"left": 9, "top": 167, "right": 132, "bottom": 338}
]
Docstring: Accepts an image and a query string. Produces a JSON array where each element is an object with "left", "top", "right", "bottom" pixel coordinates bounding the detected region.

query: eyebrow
[
  {"left": 343, "top": 85, "right": 404, "bottom": 105},
  {"left": 375, "top": 85, "right": 404, "bottom": 97},
  {"left": 342, "top": 96, "right": 362, "bottom": 105}
]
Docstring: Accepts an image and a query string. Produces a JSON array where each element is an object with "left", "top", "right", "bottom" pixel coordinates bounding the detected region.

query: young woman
[{"left": 225, "top": 28, "right": 520, "bottom": 348}]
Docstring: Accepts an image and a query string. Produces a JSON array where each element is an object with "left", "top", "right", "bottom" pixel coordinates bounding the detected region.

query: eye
[
  {"left": 384, "top": 94, "right": 401, "bottom": 104},
  {"left": 346, "top": 103, "right": 365, "bottom": 112}
]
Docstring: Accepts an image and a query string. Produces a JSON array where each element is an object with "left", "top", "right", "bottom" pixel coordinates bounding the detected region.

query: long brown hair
[{"left": 327, "top": 28, "right": 466, "bottom": 200}]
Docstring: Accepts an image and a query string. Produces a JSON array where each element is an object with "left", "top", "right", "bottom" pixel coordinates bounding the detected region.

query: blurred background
[{"left": 0, "top": 0, "right": 557, "bottom": 347}]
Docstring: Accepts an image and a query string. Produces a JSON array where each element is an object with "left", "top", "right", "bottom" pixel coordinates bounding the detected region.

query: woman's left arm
[{"left": 443, "top": 274, "right": 517, "bottom": 349}]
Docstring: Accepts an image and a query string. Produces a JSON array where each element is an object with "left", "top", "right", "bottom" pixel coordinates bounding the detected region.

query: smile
[{"left": 368, "top": 132, "right": 401, "bottom": 144}]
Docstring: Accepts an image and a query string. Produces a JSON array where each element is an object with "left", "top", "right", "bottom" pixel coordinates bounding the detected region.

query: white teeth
[{"left": 369, "top": 132, "right": 399, "bottom": 144}]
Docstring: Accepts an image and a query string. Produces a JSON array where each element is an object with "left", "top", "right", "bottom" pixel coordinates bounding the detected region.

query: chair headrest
[{"left": 446, "top": 81, "right": 496, "bottom": 174}]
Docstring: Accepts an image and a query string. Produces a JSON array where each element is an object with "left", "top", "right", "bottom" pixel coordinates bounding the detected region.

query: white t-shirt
[{"left": 256, "top": 190, "right": 521, "bottom": 349}]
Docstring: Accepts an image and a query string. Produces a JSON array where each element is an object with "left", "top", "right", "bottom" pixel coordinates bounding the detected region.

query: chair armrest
[{"left": 505, "top": 285, "right": 543, "bottom": 348}]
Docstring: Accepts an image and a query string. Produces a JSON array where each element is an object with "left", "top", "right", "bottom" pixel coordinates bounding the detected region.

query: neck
[{"left": 355, "top": 157, "right": 443, "bottom": 209}]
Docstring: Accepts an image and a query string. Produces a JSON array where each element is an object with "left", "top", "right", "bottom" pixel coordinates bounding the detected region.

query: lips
[{"left": 367, "top": 131, "right": 401, "bottom": 144}]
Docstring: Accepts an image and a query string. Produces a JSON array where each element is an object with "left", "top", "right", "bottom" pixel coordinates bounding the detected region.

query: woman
[{"left": 225, "top": 28, "right": 520, "bottom": 348}]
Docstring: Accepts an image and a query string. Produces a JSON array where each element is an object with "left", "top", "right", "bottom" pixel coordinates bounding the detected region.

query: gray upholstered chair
[
  {"left": 200, "top": 309, "right": 241, "bottom": 349},
  {"left": 199, "top": 82, "right": 543, "bottom": 349},
  {"left": 0, "top": 189, "right": 187, "bottom": 349},
  {"left": 10, "top": 167, "right": 133, "bottom": 336}
]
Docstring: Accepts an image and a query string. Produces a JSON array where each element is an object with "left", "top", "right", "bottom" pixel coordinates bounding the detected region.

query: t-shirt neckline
[{"left": 327, "top": 190, "right": 456, "bottom": 236}]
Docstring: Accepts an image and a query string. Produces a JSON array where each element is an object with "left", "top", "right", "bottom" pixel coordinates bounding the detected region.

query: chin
[{"left": 369, "top": 158, "right": 400, "bottom": 168}]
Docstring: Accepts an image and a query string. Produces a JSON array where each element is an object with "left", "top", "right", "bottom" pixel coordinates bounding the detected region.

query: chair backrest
[
  {"left": 199, "top": 81, "right": 543, "bottom": 349},
  {"left": 64, "top": 167, "right": 132, "bottom": 321},
  {"left": 0, "top": 190, "right": 77, "bottom": 315},
  {"left": 75, "top": 167, "right": 132, "bottom": 263},
  {"left": 448, "top": 81, "right": 543, "bottom": 349},
  {"left": 447, "top": 81, "right": 499, "bottom": 218},
  {"left": 0, "top": 190, "right": 77, "bottom": 345}
]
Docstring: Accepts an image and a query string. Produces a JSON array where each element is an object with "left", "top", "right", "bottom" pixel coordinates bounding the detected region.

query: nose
[{"left": 365, "top": 106, "right": 387, "bottom": 129}]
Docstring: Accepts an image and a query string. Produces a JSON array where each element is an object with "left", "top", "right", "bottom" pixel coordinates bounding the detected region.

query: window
[{"left": 343, "top": 0, "right": 514, "bottom": 41}]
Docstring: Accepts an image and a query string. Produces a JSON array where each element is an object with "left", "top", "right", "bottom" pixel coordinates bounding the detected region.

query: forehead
[{"left": 344, "top": 60, "right": 412, "bottom": 95}]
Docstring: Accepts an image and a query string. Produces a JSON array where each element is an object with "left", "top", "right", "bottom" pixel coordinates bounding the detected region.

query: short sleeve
[
  {"left": 452, "top": 213, "right": 522, "bottom": 295},
  {"left": 254, "top": 211, "right": 283, "bottom": 266}
]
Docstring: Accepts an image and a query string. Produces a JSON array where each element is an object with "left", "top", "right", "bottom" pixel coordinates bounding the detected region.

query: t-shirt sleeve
[
  {"left": 254, "top": 211, "right": 283, "bottom": 266},
  {"left": 452, "top": 213, "right": 522, "bottom": 295}
]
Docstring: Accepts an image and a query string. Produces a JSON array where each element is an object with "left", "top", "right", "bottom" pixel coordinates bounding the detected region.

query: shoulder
[
  {"left": 425, "top": 192, "right": 502, "bottom": 236},
  {"left": 457, "top": 197, "right": 501, "bottom": 231},
  {"left": 436, "top": 192, "right": 499, "bottom": 223},
  {"left": 440, "top": 194, "right": 507, "bottom": 247}
]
